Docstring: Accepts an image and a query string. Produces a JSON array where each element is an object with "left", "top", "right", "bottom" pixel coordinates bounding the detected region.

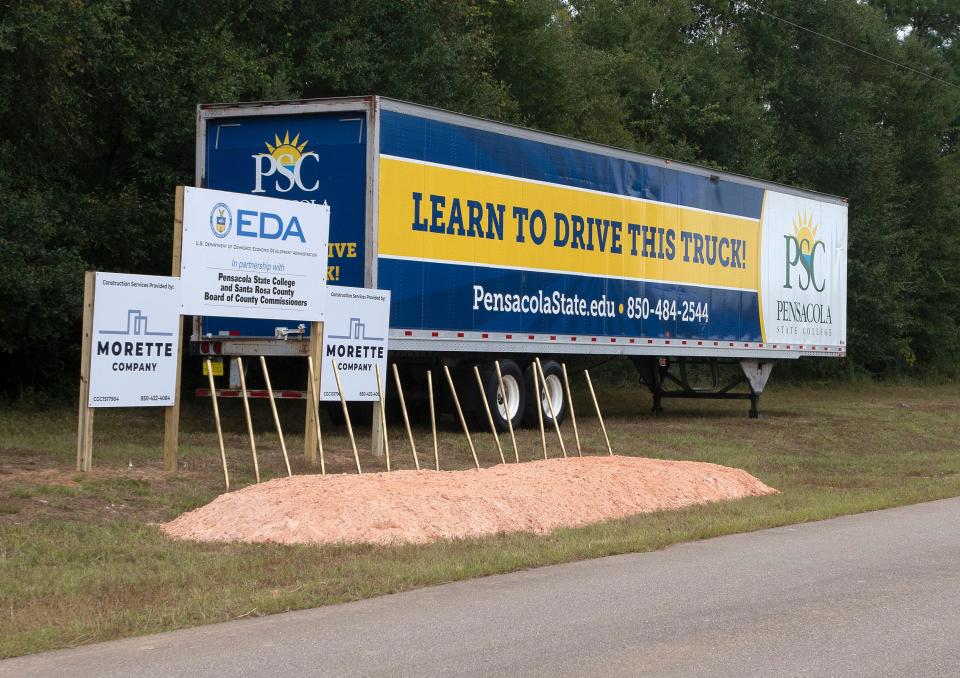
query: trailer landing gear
[{"left": 634, "top": 357, "right": 774, "bottom": 418}]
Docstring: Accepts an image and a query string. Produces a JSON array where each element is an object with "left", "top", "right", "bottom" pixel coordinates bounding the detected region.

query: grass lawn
[{"left": 1, "top": 378, "right": 959, "bottom": 658}]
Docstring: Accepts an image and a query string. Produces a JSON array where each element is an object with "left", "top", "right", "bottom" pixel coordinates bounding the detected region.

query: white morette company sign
[
  {"left": 88, "top": 272, "right": 181, "bottom": 408},
  {"left": 179, "top": 187, "right": 329, "bottom": 321},
  {"left": 321, "top": 286, "right": 391, "bottom": 401}
]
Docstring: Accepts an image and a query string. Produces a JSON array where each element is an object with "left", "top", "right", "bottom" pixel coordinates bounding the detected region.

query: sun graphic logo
[
  {"left": 209, "top": 202, "right": 232, "bottom": 239},
  {"left": 252, "top": 130, "right": 321, "bottom": 194},
  {"left": 266, "top": 131, "right": 307, "bottom": 172},
  {"left": 783, "top": 210, "right": 826, "bottom": 292}
]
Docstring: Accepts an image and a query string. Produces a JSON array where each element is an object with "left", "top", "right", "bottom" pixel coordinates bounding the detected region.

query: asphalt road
[{"left": 5, "top": 497, "right": 960, "bottom": 677}]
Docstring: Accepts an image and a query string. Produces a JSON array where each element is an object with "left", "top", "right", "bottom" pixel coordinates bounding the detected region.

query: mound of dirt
[{"left": 161, "top": 456, "right": 776, "bottom": 546}]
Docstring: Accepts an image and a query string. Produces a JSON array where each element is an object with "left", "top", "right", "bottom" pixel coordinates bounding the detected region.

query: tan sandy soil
[{"left": 161, "top": 456, "right": 777, "bottom": 546}]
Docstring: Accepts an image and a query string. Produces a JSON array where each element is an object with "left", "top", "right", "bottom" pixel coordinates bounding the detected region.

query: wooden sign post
[
  {"left": 76, "top": 272, "right": 96, "bottom": 472},
  {"left": 304, "top": 320, "right": 324, "bottom": 466},
  {"left": 162, "top": 186, "right": 185, "bottom": 473}
]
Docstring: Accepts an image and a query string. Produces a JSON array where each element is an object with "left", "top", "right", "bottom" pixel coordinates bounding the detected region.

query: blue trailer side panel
[
  {"left": 200, "top": 112, "right": 366, "bottom": 337},
  {"left": 376, "top": 110, "right": 764, "bottom": 342}
]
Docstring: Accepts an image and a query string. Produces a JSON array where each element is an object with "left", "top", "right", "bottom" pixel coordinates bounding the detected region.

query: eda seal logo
[
  {"left": 784, "top": 210, "right": 825, "bottom": 292},
  {"left": 210, "top": 203, "right": 232, "bottom": 238}
]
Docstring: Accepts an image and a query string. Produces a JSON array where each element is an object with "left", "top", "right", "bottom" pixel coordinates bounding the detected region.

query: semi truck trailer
[{"left": 192, "top": 95, "right": 848, "bottom": 427}]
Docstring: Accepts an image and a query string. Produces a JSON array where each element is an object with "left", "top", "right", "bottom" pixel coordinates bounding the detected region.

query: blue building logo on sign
[
  {"left": 329, "top": 317, "right": 384, "bottom": 342},
  {"left": 99, "top": 309, "right": 174, "bottom": 337}
]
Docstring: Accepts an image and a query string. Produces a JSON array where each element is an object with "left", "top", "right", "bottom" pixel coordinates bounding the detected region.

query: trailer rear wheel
[
  {"left": 523, "top": 360, "right": 567, "bottom": 427},
  {"left": 478, "top": 360, "right": 525, "bottom": 433}
]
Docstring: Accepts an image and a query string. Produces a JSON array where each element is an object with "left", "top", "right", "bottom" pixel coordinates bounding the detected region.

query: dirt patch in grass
[
  {"left": 0, "top": 467, "right": 216, "bottom": 526},
  {"left": 162, "top": 456, "right": 777, "bottom": 546}
]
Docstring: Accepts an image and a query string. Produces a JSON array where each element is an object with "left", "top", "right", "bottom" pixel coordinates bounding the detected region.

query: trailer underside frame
[{"left": 633, "top": 357, "right": 774, "bottom": 419}]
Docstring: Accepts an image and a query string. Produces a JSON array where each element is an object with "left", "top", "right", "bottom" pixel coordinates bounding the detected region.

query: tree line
[{"left": 1, "top": 0, "right": 958, "bottom": 396}]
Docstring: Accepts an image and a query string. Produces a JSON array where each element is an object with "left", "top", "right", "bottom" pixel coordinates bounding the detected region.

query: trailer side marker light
[
  {"left": 482, "top": 333, "right": 489, "bottom": 339},
  {"left": 570, "top": 336, "right": 577, "bottom": 341},
  {"left": 506, "top": 334, "right": 513, "bottom": 339},
  {"left": 457, "top": 332, "right": 464, "bottom": 338},
  {"left": 404, "top": 331, "right": 413, "bottom": 336},
  {"left": 431, "top": 331, "right": 439, "bottom": 337},
  {"left": 550, "top": 336, "right": 556, "bottom": 341},
  {"left": 528, "top": 335, "right": 535, "bottom": 340}
]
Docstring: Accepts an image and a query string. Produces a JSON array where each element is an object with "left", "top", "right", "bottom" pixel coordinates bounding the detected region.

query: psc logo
[
  {"left": 209, "top": 203, "right": 232, "bottom": 238},
  {"left": 252, "top": 131, "right": 320, "bottom": 194},
  {"left": 784, "top": 210, "right": 825, "bottom": 292}
]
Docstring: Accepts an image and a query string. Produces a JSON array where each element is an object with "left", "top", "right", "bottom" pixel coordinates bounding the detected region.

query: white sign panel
[
  {"left": 321, "top": 286, "right": 391, "bottom": 401},
  {"left": 179, "top": 187, "right": 329, "bottom": 321},
  {"left": 759, "top": 190, "right": 848, "bottom": 348},
  {"left": 89, "top": 272, "right": 181, "bottom": 408}
]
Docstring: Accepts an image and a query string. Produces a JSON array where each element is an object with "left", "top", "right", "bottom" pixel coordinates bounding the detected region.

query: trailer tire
[
  {"left": 476, "top": 360, "right": 525, "bottom": 433},
  {"left": 523, "top": 360, "right": 567, "bottom": 427}
]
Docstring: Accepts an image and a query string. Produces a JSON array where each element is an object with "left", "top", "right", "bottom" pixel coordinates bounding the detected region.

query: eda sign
[
  {"left": 88, "top": 272, "right": 181, "bottom": 408},
  {"left": 179, "top": 187, "right": 329, "bottom": 321},
  {"left": 320, "top": 286, "right": 391, "bottom": 401}
]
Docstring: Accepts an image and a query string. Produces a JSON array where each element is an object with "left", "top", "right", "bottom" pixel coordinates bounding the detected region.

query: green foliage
[{"left": 1, "top": 0, "right": 958, "bottom": 394}]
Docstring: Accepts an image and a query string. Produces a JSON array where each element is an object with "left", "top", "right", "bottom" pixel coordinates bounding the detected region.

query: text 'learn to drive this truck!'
[{"left": 191, "top": 95, "right": 847, "bottom": 426}]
